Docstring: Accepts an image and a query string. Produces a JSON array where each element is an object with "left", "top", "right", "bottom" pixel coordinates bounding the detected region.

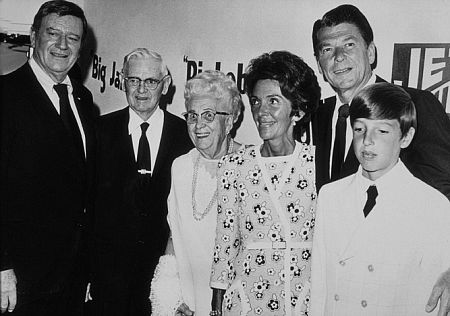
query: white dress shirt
[{"left": 128, "top": 107, "right": 164, "bottom": 172}]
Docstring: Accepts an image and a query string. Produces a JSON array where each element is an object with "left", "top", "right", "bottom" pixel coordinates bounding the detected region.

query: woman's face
[
  {"left": 249, "top": 79, "right": 295, "bottom": 143},
  {"left": 185, "top": 96, "right": 233, "bottom": 159}
]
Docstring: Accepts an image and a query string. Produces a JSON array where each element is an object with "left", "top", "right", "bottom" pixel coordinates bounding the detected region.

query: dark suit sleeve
[
  {"left": 402, "top": 89, "right": 450, "bottom": 200},
  {"left": 0, "top": 78, "right": 15, "bottom": 270}
]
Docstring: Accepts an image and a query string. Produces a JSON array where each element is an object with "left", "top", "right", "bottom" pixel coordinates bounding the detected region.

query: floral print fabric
[{"left": 210, "top": 142, "right": 317, "bottom": 315}]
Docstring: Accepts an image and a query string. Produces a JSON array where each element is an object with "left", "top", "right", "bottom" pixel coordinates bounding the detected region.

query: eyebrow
[
  {"left": 251, "top": 94, "right": 281, "bottom": 99},
  {"left": 355, "top": 119, "right": 397, "bottom": 127},
  {"left": 187, "top": 108, "right": 215, "bottom": 113},
  {"left": 319, "top": 34, "right": 358, "bottom": 47},
  {"left": 46, "top": 26, "right": 81, "bottom": 38}
]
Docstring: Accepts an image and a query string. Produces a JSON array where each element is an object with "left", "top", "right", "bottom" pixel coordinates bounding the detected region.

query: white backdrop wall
[{"left": 83, "top": 0, "right": 450, "bottom": 145}]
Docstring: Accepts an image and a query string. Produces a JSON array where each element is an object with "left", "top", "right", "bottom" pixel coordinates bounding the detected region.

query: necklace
[{"left": 192, "top": 139, "right": 234, "bottom": 221}]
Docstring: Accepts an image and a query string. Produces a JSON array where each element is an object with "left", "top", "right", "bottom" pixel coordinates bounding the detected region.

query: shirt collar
[
  {"left": 128, "top": 106, "right": 163, "bottom": 135},
  {"left": 29, "top": 57, "right": 73, "bottom": 93},
  {"left": 355, "top": 159, "right": 405, "bottom": 196}
]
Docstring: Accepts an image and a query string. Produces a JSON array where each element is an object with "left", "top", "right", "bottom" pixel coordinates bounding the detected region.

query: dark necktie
[
  {"left": 54, "top": 84, "right": 84, "bottom": 158},
  {"left": 137, "top": 122, "right": 151, "bottom": 174},
  {"left": 363, "top": 185, "right": 378, "bottom": 217},
  {"left": 331, "top": 104, "right": 350, "bottom": 180}
]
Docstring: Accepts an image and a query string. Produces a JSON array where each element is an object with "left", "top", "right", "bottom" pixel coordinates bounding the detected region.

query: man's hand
[
  {"left": 85, "top": 282, "right": 92, "bottom": 303},
  {"left": 426, "top": 267, "right": 450, "bottom": 316},
  {"left": 1, "top": 269, "right": 17, "bottom": 313},
  {"left": 176, "top": 303, "right": 194, "bottom": 316}
]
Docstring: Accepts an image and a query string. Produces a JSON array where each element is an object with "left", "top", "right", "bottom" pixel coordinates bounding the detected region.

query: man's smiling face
[
  {"left": 31, "top": 13, "right": 83, "bottom": 83},
  {"left": 316, "top": 22, "right": 375, "bottom": 100}
]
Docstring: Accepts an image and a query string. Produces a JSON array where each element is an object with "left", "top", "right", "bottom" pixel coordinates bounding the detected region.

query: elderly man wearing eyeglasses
[{"left": 90, "top": 48, "right": 193, "bottom": 316}]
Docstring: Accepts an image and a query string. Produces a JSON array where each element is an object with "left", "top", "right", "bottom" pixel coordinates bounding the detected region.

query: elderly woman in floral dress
[
  {"left": 150, "top": 70, "right": 244, "bottom": 316},
  {"left": 210, "top": 51, "right": 321, "bottom": 316}
]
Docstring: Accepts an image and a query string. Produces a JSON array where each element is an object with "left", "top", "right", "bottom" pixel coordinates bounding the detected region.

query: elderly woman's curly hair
[{"left": 184, "top": 70, "right": 243, "bottom": 121}]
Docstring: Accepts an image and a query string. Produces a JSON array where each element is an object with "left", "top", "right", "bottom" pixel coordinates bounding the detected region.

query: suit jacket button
[
  {"left": 334, "top": 294, "right": 339, "bottom": 301},
  {"left": 138, "top": 240, "right": 145, "bottom": 244},
  {"left": 339, "top": 260, "right": 345, "bottom": 266},
  {"left": 361, "top": 300, "right": 367, "bottom": 307},
  {"left": 368, "top": 264, "right": 374, "bottom": 272}
]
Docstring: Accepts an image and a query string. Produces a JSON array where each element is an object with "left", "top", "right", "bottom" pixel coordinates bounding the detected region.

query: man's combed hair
[
  {"left": 32, "top": 0, "right": 88, "bottom": 43},
  {"left": 122, "top": 48, "right": 169, "bottom": 77},
  {"left": 350, "top": 82, "right": 417, "bottom": 137}
]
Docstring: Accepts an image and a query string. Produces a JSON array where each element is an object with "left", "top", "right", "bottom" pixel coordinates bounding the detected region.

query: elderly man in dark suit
[
  {"left": 90, "top": 48, "right": 193, "bottom": 316},
  {"left": 311, "top": 4, "right": 450, "bottom": 200},
  {"left": 311, "top": 4, "right": 450, "bottom": 315},
  {"left": 0, "top": 1, "right": 96, "bottom": 315}
]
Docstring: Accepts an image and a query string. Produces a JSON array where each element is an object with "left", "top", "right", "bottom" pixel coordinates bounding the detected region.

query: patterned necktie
[
  {"left": 54, "top": 84, "right": 84, "bottom": 158},
  {"left": 137, "top": 122, "right": 151, "bottom": 174},
  {"left": 363, "top": 185, "right": 378, "bottom": 217},
  {"left": 331, "top": 103, "right": 350, "bottom": 180}
]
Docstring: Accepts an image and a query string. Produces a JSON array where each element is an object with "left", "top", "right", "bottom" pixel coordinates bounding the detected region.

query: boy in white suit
[{"left": 310, "top": 82, "right": 450, "bottom": 316}]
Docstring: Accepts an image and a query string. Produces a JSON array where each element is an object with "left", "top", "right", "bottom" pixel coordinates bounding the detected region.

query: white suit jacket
[{"left": 310, "top": 161, "right": 450, "bottom": 316}]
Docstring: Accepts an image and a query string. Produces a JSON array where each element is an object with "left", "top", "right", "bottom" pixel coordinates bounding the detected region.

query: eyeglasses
[
  {"left": 182, "top": 110, "right": 230, "bottom": 124},
  {"left": 124, "top": 75, "right": 168, "bottom": 90}
]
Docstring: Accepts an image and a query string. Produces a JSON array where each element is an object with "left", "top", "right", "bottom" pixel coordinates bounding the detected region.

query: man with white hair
[{"left": 90, "top": 48, "right": 192, "bottom": 316}]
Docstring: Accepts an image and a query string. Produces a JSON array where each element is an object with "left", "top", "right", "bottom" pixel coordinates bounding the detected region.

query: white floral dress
[{"left": 210, "top": 142, "right": 316, "bottom": 316}]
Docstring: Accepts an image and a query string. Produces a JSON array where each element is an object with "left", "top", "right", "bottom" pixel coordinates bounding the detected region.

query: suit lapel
[
  {"left": 152, "top": 112, "right": 171, "bottom": 178},
  {"left": 116, "top": 108, "right": 136, "bottom": 170},
  {"left": 337, "top": 176, "right": 366, "bottom": 257},
  {"left": 72, "top": 81, "right": 95, "bottom": 161},
  {"left": 22, "top": 64, "right": 62, "bottom": 126},
  {"left": 22, "top": 63, "right": 86, "bottom": 178},
  {"left": 313, "top": 96, "right": 336, "bottom": 189}
]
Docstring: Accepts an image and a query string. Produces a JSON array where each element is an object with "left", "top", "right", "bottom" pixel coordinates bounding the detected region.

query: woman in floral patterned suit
[{"left": 210, "top": 51, "right": 321, "bottom": 316}]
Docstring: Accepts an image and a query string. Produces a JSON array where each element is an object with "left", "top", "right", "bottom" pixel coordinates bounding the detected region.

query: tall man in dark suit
[
  {"left": 0, "top": 1, "right": 96, "bottom": 315},
  {"left": 311, "top": 4, "right": 450, "bottom": 314},
  {"left": 90, "top": 48, "right": 193, "bottom": 316},
  {"left": 311, "top": 4, "right": 450, "bottom": 200}
]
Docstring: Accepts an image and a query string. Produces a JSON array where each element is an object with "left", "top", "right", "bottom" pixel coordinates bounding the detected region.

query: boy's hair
[{"left": 350, "top": 83, "right": 417, "bottom": 137}]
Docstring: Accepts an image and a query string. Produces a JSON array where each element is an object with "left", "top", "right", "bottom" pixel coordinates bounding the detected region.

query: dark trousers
[
  {"left": 11, "top": 273, "right": 86, "bottom": 316},
  {"left": 89, "top": 275, "right": 152, "bottom": 316},
  {"left": 11, "top": 231, "right": 88, "bottom": 316}
]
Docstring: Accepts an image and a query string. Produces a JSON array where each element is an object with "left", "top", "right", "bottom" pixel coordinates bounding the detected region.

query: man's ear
[
  {"left": 162, "top": 75, "right": 172, "bottom": 95},
  {"left": 121, "top": 72, "right": 127, "bottom": 92},
  {"left": 367, "top": 42, "right": 376, "bottom": 66},
  {"left": 316, "top": 58, "right": 323, "bottom": 75},
  {"left": 400, "top": 127, "right": 415, "bottom": 149},
  {"left": 30, "top": 29, "right": 36, "bottom": 48}
]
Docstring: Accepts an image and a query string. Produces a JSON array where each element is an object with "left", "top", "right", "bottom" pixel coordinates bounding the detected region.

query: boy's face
[{"left": 352, "top": 118, "right": 415, "bottom": 181}]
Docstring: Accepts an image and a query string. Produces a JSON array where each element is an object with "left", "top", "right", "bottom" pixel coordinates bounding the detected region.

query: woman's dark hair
[
  {"left": 32, "top": 0, "right": 88, "bottom": 43},
  {"left": 245, "top": 50, "right": 321, "bottom": 142}
]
